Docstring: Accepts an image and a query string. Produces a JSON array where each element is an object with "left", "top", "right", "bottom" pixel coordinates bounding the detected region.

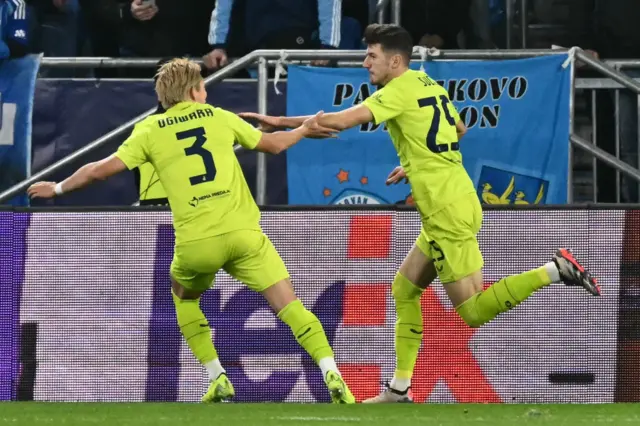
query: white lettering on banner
[
  {"left": 0, "top": 103, "right": 17, "bottom": 146},
  {"left": 19, "top": 210, "right": 622, "bottom": 403}
]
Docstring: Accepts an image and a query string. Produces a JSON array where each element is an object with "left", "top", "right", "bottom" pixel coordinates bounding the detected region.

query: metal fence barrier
[{"left": 1, "top": 49, "right": 640, "bottom": 205}]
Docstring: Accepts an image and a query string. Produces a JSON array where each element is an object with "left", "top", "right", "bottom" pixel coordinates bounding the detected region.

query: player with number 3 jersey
[
  {"left": 241, "top": 24, "right": 600, "bottom": 403},
  {"left": 27, "top": 58, "right": 355, "bottom": 405}
]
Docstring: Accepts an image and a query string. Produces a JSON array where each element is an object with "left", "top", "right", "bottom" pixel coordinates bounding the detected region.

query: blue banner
[
  {"left": 286, "top": 55, "right": 571, "bottom": 205},
  {"left": 0, "top": 54, "right": 41, "bottom": 206}
]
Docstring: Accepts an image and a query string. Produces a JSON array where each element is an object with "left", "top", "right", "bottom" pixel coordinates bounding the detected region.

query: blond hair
[{"left": 155, "top": 58, "right": 203, "bottom": 109}]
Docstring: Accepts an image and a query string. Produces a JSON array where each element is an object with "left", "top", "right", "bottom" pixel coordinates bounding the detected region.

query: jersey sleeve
[
  {"left": 362, "top": 84, "right": 407, "bottom": 125},
  {"left": 208, "top": 0, "right": 235, "bottom": 48},
  {"left": 115, "top": 123, "right": 149, "bottom": 170},
  {"left": 7, "top": 1, "right": 28, "bottom": 44},
  {"left": 219, "top": 109, "right": 263, "bottom": 150}
]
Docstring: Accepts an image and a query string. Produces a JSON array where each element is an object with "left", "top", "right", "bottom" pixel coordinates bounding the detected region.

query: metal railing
[
  {"left": 1, "top": 49, "right": 640, "bottom": 205},
  {"left": 570, "top": 52, "right": 640, "bottom": 203},
  {"left": 572, "top": 58, "right": 640, "bottom": 202},
  {"left": 0, "top": 48, "right": 571, "bottom": 205},
  {"left": 375, "top": 0, "right": 401, "bottom": 25}
]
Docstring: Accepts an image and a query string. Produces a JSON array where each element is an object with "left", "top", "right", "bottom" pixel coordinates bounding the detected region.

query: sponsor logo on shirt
[{"left": 188, "top": 190, "right": 230, "bottom": 207}]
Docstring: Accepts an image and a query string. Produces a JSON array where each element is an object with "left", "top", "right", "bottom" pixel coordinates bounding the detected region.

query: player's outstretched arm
[
  {"left": 240, "top": 104, "right": 374, "bottom": 132},
  {"left": 456, "top": 120, "right": 467, "bottom": 140},
  {"left": 254, "top": 111, "right": 338, "bottom": 155},
  {"left": 27, "top": 155, "right": 127, "bottom": 199}
]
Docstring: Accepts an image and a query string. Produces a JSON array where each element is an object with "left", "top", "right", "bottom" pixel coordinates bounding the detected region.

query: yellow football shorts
[
  {"left": 170, "top": 229, "right": 290, "bottom": 292},
  {"left": 415, "top": 193, "right": 484, "bottom": 283}
]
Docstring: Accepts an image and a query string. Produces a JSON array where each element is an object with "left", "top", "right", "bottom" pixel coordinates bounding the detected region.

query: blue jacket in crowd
[
  {"left": 209, "top": 0, "right": 341, "bottom": 51},
  {"left": 0, "top": 0, "right": 28, "bottom": 58}
]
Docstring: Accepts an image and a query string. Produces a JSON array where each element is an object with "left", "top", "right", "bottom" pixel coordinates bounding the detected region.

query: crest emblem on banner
[
  {"left": 477, "top": 165, "right": 548, "bottom": 205},
  {"left": 322, "top": 168, "right": 397, "bottom": 205}
]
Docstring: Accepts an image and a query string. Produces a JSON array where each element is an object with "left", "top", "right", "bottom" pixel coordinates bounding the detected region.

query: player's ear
[
  {"left": 189, "top": 86, "right": 199, "bottom": 102},
  {"left": 392, "top": 53, "right": 401, "bottom": 69}
]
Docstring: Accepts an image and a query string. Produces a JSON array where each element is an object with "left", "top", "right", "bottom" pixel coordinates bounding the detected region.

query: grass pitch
[{"left": 1, "top": 403, "right": 638, "bottom": 426}]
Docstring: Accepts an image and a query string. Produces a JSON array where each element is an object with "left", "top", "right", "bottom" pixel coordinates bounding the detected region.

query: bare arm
[
  {"left": 27, "top": 155, "right": 128, "bottom": 199},
  {"left": 254, "top": 127, "right": 309, "bottom": 155},
  {"left": 281, "top": 105, "right": 373, "bottom": 130},
  {"left": 253, "top": 112, "right": 336, "bottom": 155},
  {"left": 456, "top": 120, "right": 467, "bottom": 140},
  {"left": 59, "top": 155, "right": 127, "bottom": 193},
  {"left": 242, "top": 104, "right": 374, "bottom": 132}
]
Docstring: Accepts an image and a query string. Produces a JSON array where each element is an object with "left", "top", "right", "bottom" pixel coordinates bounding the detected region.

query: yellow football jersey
[
  {"left": 362, "top": 69, "right": 476, "bottom": 217},
  {"left": 116, "top": 102, "right": 262, "bottom": 244}
]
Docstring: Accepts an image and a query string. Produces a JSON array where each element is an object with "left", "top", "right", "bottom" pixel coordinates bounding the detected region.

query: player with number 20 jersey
[
  {"left": 240, "top": 24, "right": 600, "bottom": 403},
  {"left": 361, "top": 68, "right": 482, "bottom": 285}
]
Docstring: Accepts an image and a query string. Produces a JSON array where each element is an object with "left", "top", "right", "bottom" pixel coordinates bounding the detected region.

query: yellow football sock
[
  {"left": 277, "top": 299, "right": 334, "bottom": 363},
  {"left": 172, "top": 290, "right": 218, "bottom": 365},
  {"left": 392, "top": 272, "right": 424, "bottom": 380},
  {"left": 456, "top": 266, "right": 553, "bottom": 328}
]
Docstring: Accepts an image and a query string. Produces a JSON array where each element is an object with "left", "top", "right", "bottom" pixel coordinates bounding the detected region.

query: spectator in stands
[
  {"left": 79, "top": 0, "right": 214, "bottom": 77},
  {"left": 204, "top": 0, "right": 342, "bottom": 71},
  {"left": 467, "top": 0, "right": 501, "bottom": 49},
  {"left": 1, "top": 0, "right": 28, "bottom": 58},
  {"left": 341, "top": 0, "right": 369, "bottom": 49},
  {"left": 401, "top": 0, "right": 471, "bottom": 50},
  {"left": 27, "top": 0, "right": 81, "bottom": 76}
]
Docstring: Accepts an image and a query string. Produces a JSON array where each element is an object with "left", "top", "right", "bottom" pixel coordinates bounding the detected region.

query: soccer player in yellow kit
[
  {"left": 241, "top": 24, "right": 600, "bottom": 403},
  {"left": 27, "top": 58, "right": 355, "bottom": 404}
]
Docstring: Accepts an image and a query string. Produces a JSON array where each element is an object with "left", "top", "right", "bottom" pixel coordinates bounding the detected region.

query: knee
[
  {"left": 461, "top": 315, "right": 484, "bottom": 329},
  {"left": 455, "top": 295, "right": 485, "bottom": 328},
  {"left": 392, "top": 273, "right": 423, "bottom": 302}
]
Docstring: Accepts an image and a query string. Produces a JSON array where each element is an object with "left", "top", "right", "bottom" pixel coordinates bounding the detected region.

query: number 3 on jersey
[
  {"left": 418, "top": 95, "right": 459, "bottom": 154},
  {"left": 176, "top": 127, "right": 216, "bottom": 185}
]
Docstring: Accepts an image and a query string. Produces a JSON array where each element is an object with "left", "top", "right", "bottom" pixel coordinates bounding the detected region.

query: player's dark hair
[{"left": 363, "top": 24, "right": 413, "bottom": 64}]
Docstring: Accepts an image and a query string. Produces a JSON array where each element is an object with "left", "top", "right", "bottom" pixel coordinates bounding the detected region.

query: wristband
[{"left": 54, "top": 183, "right": 64, "bottom": 196}]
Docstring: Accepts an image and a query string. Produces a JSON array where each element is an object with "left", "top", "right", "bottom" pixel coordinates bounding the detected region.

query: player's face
[
  {"left": 191, "top": 80, "right": 207, "bottom": 104},
  {"left": 363, "top": 44, "right": 392, "bottom": 86}
]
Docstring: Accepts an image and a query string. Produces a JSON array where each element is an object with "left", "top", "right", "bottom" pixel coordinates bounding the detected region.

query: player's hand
[
  {"left": 386, "top": 166, "right": 407, "bottom": 185},
  {"left": 203, "top": 49, "right": 229, "bottom": 70},
  {"left": 310, "top": 59, "right": 331, "bottom": 67},
  {"left": 239, "top": 112, "right": 284, "bottom": 132},
  {"left": 577, "top": 49, "right": 599, "bottom": 68},
  {"left": 131, "top": 0, "right": 158, "bottom": 21},
  {"left": 301, "top": 111, "right": 339, "bottom": 139},
  {"left": 418, "top": 34, "right": 445, "bottom": 49},
  {"left": 27, "top": 182, "right": 57, "bottom": 199}
]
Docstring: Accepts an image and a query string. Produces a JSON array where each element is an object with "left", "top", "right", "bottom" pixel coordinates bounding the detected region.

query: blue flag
[
  {"left": 0, "top": 54, "right": 41, "bottom": 206},
  {"left": 286, "top": 54, "right": 571, "bottom": 205}
]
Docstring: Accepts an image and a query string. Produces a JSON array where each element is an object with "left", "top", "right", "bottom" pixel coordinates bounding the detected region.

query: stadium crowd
[
  {"left": 10, "top": 0, "right": 514, "bottom": 78},
  {"left": 1, "top": 1, "right": 635, "bottom": 73}
]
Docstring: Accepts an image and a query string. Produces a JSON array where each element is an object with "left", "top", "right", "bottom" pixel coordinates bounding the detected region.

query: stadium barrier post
[
  {"left": 520, "top": 0, "right": 527, "bottom": 48},
  {"left": 391, "top": 0, "right": 401, "bottom": 25},
  {"left": 376, "top": 0, "right": 388, "bottom": 24},
  {"left": 568, "top": 52, "right": 575, "bottom": 203},
  {"left": 256, "top": 57, "right": 269, "bottom": 205}
]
